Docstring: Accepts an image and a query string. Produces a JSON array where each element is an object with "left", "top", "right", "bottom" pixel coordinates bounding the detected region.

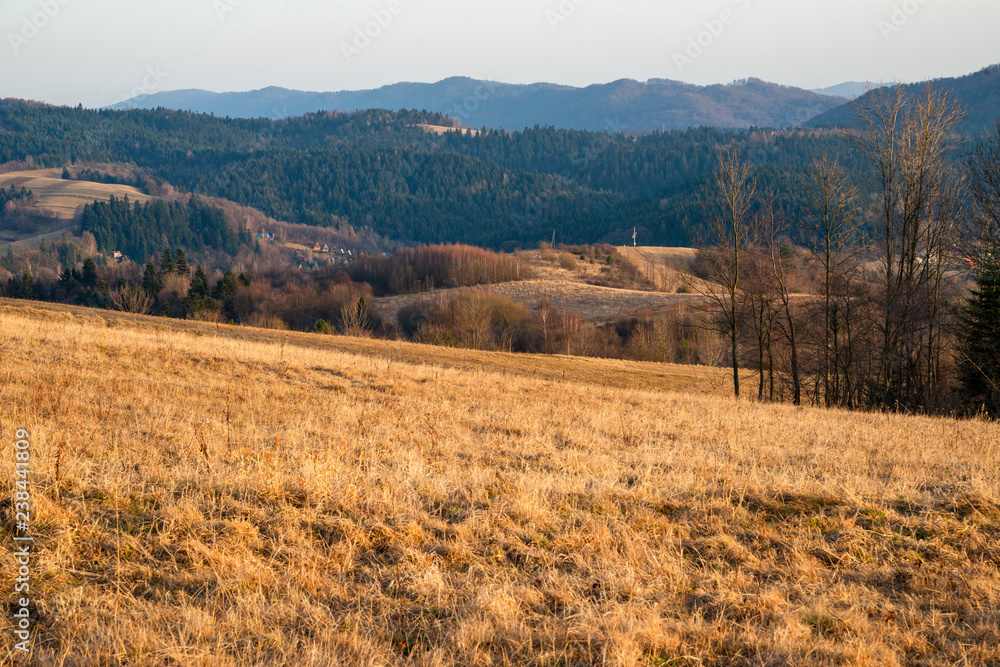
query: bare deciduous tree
[
  {"left": 803, "top": 156, "right": 863, "bottom": 407},
  {"left": 966, "top": 118, "right": 1000, "bottom": 260},
  {"left": 110, "top": 283, "right": 154, "bottom": 315},
  {"left": 696, "top": 148, "right": 757, "bottom": 397},
  {"left": 852, "top": 83, "right": 966, "bottom": 411}
]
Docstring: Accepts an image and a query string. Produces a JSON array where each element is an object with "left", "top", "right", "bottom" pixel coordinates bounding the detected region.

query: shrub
[
  {"left": 247, "top": 313, "right": 288, "bottom": 330},
  {"left": 399, "top": 291, "right": 532, "bottom": 352},
  {"left": 348, "top": 244, "right": 530, "bottom": 295},
  {"left": 558, "top": 253, "right": 579, "bottom": 271},
  {"left": 313, "top": 319, "right": 332, "bottom": 334}
]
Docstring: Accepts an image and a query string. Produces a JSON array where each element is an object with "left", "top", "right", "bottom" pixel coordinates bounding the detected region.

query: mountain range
[
  {"left": 807, "top": 65, "right": 1000, "bottom": 136},
  {"left": 107, "top": 66, "right": 1000, "bottom": 136},
  {"left": 107, "top": 76, "right": 847, "bottom": 133}
]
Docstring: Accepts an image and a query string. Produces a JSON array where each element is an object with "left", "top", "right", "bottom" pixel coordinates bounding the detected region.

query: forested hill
[
  {"left": 0, "top": 101, "right": 865, "bottom": 248},
  {"left": 106, "top": 77, "right": 846, "bottom": 133},
  {"left": 807, "top": 65, "right": 1000, "bottom": 136}
]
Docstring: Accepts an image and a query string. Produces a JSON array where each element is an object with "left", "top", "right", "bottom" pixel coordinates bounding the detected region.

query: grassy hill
[
  {"left": 0, "top": 168, "right": 151, "bottom": 249},
  {"left": 0, "top": 300, "right": 997, "bottom": 665},
  {"left": 0, "top": 168, "right": 150, "bottom": 220}
]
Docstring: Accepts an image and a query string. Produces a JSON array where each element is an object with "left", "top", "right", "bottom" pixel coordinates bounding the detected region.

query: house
[
  {"left": 113, "top": 251, "right": 123, "bottom": 260},
  {"left": 322, "top": 244, "right": 330, "bottom": 253},
  {"left": 313, "top": 243, "right": 322, "bottom": 252}
]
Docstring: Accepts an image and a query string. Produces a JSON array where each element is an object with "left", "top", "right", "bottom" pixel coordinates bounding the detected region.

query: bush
[
  {"left": 313, "top": 319, "right": 332, "bottom": 334},
  {"left": 348, "top": 244, "right": 530, "bottom": 295},
  {"left": 399, "top": 291, "right": 532, "bottom": 352},
  {"left": 558, "top": 253, "right": 579, "bottom": 271},
  {"left": 247, "top": 313, "right": 288, "bottom": 330}
]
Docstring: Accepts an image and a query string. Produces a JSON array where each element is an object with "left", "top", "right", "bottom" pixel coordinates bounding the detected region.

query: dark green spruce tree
[
  {"left": 160, "top": 249, "right": 175, "bottom": 274},
  {"left": 175, "top": 249, "right": 189, "bottom": 275},
  {"left": 189, "top": 265, "right": 208, "bottom": 299},
  {"left": 958, "top": 259, "right": 1000, "bottom": 417},
  {"left": 143, "top": 262, "right": 162, "bottom": 295},
  {"left": 82, "top": 258, "right": 98, "bottom": 286}
]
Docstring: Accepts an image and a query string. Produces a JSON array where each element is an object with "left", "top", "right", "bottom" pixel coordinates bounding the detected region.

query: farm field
[
  {"left": 0, "top": 299, "right": 998, "bottom": 666},
  {"left": 0, "top": 168, "right": 151, "bottom": 220},
  {"left": 371, "top": 248, "right": 706, "bottom": 326}
]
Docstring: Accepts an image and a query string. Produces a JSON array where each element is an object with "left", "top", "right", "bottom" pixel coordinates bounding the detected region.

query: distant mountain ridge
[
  {"left": 106, "top": 76, "right": 847, "bottom": 132},
  {"left": 810, "top": 82, "right": 884, "bottom": 100},
  {"left": 807, "top": 66, "right": 1000, "bottom": 135}
]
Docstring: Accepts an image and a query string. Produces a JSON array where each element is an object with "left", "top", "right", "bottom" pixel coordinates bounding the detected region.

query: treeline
[
  {"left": 1, "top": 232, "right": 725, "bottom": 369},
  {"left": 348, "top": 244, "right": 531, "bottom": 295},
  {"left": 80, "top": 196, "right": 249, "bottom": 262},
  {"left": 396, "top": 290, "right": 722, "bottom": 363},
  {"left": 0, "top": 101, "right": 876, "bottom": 248},
  {"left": 699, "top": 89, "right": 1000, "bottom": 417},
  {"left": 2, "top": 246, "right": 377, "bottom": 334},
  {"left": 0, "top": 184, "right": 31, "bottom": 208}
]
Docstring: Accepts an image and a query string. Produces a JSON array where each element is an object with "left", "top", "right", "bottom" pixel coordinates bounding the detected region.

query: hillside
[
  {"left": 0, "top": 168, "right": 152, "bottom": 249},
  {"left": 370, "top": 247, "right": 704, "bottom": 326},
  {"left": 0, "top": 102, "right": 864, "bottom": 248},
  {"left": 106, "top": 76, "right": 847, "bottom": 132},
  {"left": 807, "top": 65, "right": 1000, "bottom": 135},
  {"left": 0, "top": 168, "right": 150, "bottom": 220},
  {"left": 0, "top": 301, "right": 997, "bottom": 665}
]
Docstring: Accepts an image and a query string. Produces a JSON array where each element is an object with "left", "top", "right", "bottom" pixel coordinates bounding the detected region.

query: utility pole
[{"left": 633, "top": 227, "right": 637, "bottom": 247}]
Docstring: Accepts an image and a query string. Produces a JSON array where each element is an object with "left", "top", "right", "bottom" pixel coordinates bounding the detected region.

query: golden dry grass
[
  {"left": 0, "top": 169, "right": 151, "bottom": 220},
  {"left": 371, "top": 280, "right": 701, "bottom": 326},
  {"left": 0, "top": 301, "right": 998, "bottom": 666},
  {"left": 415, "top": 124, "right": 481, "bottom": 137}
]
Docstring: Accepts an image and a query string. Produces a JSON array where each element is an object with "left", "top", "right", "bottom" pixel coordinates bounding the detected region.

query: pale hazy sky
[{"left": 2, "top": 0, "right": 998, "bottom": 108}]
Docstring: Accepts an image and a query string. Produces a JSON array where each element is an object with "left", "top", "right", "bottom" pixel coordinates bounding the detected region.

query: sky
[{"left": 2, "top": 0, "right": 999, "bottom": 108}]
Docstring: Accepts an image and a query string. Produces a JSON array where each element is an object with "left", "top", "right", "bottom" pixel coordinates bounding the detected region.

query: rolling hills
[
  {"left": 807, "top": 65, "right": 1000, "bottom": 135},
  {"left": 0, "top": 102, "right": 863, "bottom": 248},
  {"left": 106, "top": 76, "right": 847, "bottom": 132}
]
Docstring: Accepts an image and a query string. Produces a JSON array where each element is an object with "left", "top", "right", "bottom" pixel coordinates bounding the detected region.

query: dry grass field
[
  {"left": 371, "top": 248, "right": 705, "bottom": 326},
  {"left": 1, "top": 300, "right": 998, "bottom": 666},
  {"left": 371, "top": 280, "right": 701, "bottom": 326},
  {"left": 0, "top": 168, "right": 151, "bottom": 220}
]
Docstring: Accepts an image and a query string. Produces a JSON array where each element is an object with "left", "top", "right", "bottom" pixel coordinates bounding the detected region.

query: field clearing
[
  {"left": 372, "top": 248, "right": 707, "bottom": 325},
  {"left": 416, "top": 124, "right": 481, "bottom": 137},
  {"left": 0, "top": 168, "right": 151, "bottom": 220},
  {"left": 372, "top": 279, "right": 703, "bottom": 325},
  {"left": 0, "top": 300, "right": 998, "bottom": 665}
]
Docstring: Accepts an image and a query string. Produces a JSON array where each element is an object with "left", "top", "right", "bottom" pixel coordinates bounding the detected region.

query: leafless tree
[
  {"left": 695, "top": 148, "right": 757, "bottom": 397},
  {"left": 802, "top": 156, "right": 863, "bottom": 406},
  {"left": 966, "top": 117, "right": 1000, "bottom": 260},
  {"left": 852, "top": 83, "right": 966, "bottom": 411},
  {"left": 759, "top": 199, "right": 803, "bottom": 405},
  {"left": 110, "top": 283, "right": 154, "bottom": 315}
]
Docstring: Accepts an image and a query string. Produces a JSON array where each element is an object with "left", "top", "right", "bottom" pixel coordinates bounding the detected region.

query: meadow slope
[{"left": 0, "top": 302, "right": 998, "bottom": 666}]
